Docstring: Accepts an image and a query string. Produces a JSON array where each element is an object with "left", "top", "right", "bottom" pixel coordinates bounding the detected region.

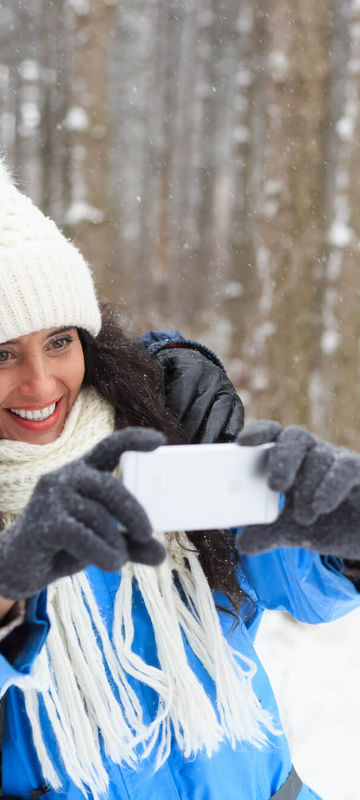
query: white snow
[
  {"left": 264, "top": 180, "right": 283, "bottom": 195},
  {"left": 268, "top": 50, "right": 288, "bottom": 81},
  {"left": 0, "top": 65, "right": 9, "bottom": 88},
  {"left": 326, "top": 251, "right": 343, "bottom": 281},
  {"left": 250, "top": 367, "right": 269, "bottom": 391},
  {"left": 235, "top": 8, "right": 253, "bottom": 35},
  {"left": 256, "top": 246, "right": 275, "bottom": 315},
  {"left": 350, "top": 22, "right": 360, "bottom": 40},
  {"left": 224, "top": 281, "right": 244, "bottom": 299},
  {"left": 347, "top": 58, "right": 360, "bottom": 75},
  {"left": 65, "top": 0, "right": 89, "bottom": 15},
  {"left": 235, "top": 69, "right": 254, "bottom": 88},
  {"left": 18, "top": 60, "right": 40, "bottom": 82},
  {"left": 64, "top": 202, "right": 104, "bottom": 226},
  {"left": 263, "top": 199, "right": 279, "bottom": 218},
  {"left": 19, "top": 102, "right": 40, "bottom": 132},
  {"left": 203, "top": 318, "right": 233, "bottom": 360},
  {"left": 198, "top": 10, "right": 215, "bottom": 27},
  {"left": 233, "top": 125, "right": 251, "bottom": 144},
  {"left": 63, "top": 107, "right": 89, "bottom": 132},
  {"left": 308, "top": 371, "right": 327, "bottom": 431},
  {"left": 256, "top": 608, "right": 360, "bottom": 799},
  {"left": 321, "top": 329, "right": 341, "bottom": 355},
  {"left": 336, "top": 168, "right": 350, "bottom": 191},
  {"left": 328, "top": 220, "right": 353, "bottom": 248},
  {"left": 351, "top": 0, "right": 360, "bottom": 14},
  {"left": 335, "top": 116, "right": 355, "bottom": 142},
  {"left": 252, "top": 321, "right": 276, "bottom": 348},
  {"left": 0, "top": 111, "right": 15, "bottom": 143}
]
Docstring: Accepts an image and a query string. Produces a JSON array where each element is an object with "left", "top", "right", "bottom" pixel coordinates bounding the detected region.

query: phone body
[{"left": 119, "top": 442, "right": 279, "bottom": 532}]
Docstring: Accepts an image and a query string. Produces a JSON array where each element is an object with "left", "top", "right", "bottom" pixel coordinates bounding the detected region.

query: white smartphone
[{"left": 119, "top": 443, "right": 280, "bottom": 532}]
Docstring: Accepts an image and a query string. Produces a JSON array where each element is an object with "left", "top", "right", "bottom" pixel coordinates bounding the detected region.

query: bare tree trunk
[
  {"left": 243, "top": 0, "right": 331, "bottom": 429},
  {"left": 63, "top": 0, "right": 117, "bottom": 294},
  {"left": 315, "top": 0, "right": 360, "bottom": 447}
]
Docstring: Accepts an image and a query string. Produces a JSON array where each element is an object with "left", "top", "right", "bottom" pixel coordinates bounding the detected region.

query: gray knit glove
[
  {"left": 0, "top": 428, "right": 166, "bottom": 600},
  {"left": 235, "top": 421, "right": 360, "bottom": 558}
]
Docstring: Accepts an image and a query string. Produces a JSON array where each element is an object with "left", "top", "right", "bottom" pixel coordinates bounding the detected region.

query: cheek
[
  {"left": 0, "top": 377, "right": 12, "bottom": 408},
  {"left": 65, "top": 346, "right": 85, "bottom": 398}
]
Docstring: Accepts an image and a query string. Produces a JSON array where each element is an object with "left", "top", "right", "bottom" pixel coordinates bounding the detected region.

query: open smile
[{"left": 4, "top": 398, "right": 62, "bottom": 431}]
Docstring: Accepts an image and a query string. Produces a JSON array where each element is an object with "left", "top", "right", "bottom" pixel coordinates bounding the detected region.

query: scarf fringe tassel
[{"left": 22, "top": 533, "right": 279, "bottom": 799}]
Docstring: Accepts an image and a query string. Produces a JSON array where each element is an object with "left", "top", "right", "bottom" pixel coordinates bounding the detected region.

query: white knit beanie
[{"left": 0, "top": 160, "right": 101, "bottom": 342}]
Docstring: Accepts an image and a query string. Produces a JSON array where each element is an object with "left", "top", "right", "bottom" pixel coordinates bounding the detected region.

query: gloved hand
[
  {"left": 155, "top": 347, "right": 244, "bottom": 443},
  {"left": 0, "top": 428, "right": 166, "bottom": 600},
  {"left": 235, "top": 420, "right": 360, "bottom": 558}
]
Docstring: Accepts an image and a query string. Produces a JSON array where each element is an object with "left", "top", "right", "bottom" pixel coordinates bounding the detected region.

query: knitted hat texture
[{"left": 0, "top": 161, "right": 101, "bottom": 342}]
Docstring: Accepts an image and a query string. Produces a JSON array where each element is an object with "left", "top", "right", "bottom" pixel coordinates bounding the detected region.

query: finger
[
  {"left": 76, "top": 471, "right": 154, "bottom": 543},
  {"left": 60, "top": 516, "right": 130, "bottom": 572},
  {"left": 85, "top": 428, "right": 165, "bottom": 472},
  {"left": 176, "top": 364, "right": 223, "bottom": 441},
  {"left": 235, "top": 525, "right": 281, "bottom": 555},
  {"left": 312, "top": 453, "right": 360, "bottom": 517},
  {"left": 163, "top": 350, "right": 212, "bottom": 423},
  {"left": 349, "top": 485, "right": 360, "bottom": 505},
  {"left": 223, "top": 395, "right": 245, "bottom": 440},
  {"left": 266, "top": 426, "right": 317, "bottom": 492},
  {"left": 51, "top": 550, "right": 90, "bottom": 579},
  {"left": 236, "top": 510, "right": 319, "bottom": 554},
  {"left": 65, "top": 490, "right": 127, "bottom": 549},
  {"left": 199, "top": 392, "right": 234, "bottom": 443},
  {"left": 292, "top": 442, "right": 334, "bottom": 524},
  {"left": 127, "top": 537, "right": 166, "bottom": 566},
  {"left": 200, "top": 389, "right": 245, "bottom": 444},
  {"left": 72, "top": 474, "right": 165, "bottom": 566},
  {"left": 237, "top": 420, "right": 282, "bottom": 447}
]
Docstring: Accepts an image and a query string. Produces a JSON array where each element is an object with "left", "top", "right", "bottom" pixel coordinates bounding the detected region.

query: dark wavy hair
[{"left": 78, "top": 306, "right": 252, "bottom": 622}]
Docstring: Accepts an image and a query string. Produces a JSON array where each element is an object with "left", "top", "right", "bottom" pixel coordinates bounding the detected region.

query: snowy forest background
[
  {"left": 2, "top": 0, "right": 360, "bottom": 446},
  {"left": 1, "top": 1, "right": 360, "bottom": 797}
]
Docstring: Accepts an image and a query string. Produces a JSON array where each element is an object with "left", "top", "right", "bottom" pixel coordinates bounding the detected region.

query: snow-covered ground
[{"left": 256, "top": 608, "right": 360, "bottom": 799}]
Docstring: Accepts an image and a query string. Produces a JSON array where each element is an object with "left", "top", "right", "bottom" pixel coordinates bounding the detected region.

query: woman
[{"left": 0, "top": 160, "right": 359, "bottom": 800}]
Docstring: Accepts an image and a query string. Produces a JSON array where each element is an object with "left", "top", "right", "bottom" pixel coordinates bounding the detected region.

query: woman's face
[{"left": 0, "top": 326, "right": 85, "bottom": 444}]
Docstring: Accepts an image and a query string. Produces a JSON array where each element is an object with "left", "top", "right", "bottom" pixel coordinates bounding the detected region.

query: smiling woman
[
  {"left": 0, "top": 159, "right": 278, "bottom": 800},
  {"left": 0, "top": 327, "right": 85, "bottom": 444},
  {"left": 0, "top": 156, "right": 359, "bottom": 800}
]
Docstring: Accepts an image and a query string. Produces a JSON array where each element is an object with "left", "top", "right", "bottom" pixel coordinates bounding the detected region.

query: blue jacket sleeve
[
  {"left": 0, "top": 591, "right": 49, "bottom": 697},
  {"left": 239, "top": 547, "right": 360, "bottom": 625}
]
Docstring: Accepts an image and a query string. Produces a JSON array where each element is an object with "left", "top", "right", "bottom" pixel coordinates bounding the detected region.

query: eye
[
  {"left": 0, "top": 349, "right": 13, "bottom": 363},
  {"left": 50, "top": 335, "right": 73, "bottom": 351}
]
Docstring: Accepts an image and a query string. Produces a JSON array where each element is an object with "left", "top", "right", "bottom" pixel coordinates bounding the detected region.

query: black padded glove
[
  {"left": 0, "top": 428, "right": 166, "bottom": 600},
  {"left": 235, "top": 421, "right": 360, "bottom": 558},
  {"left": 155, "top": 347, "right": 244, "bottom": 443}
]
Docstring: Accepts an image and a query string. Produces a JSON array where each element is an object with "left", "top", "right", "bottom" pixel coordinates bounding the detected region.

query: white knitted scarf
[{"left": 0, "top": 388, "right": 278, "bottom": 799}]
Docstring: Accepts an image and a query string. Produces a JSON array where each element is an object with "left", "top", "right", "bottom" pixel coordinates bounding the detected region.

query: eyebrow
[{"left": 0, "top": 327, "right": 76, "bottom": 346}]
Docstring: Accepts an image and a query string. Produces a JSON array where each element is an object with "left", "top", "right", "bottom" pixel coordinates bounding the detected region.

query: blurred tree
[
  {"left": 61, "top": 0, "right": 117, "bottom": 294},
  {"left": 245, "top": 0, "right": 331, "bottom": 429},
  {"left": 314, "top": 0, "right": 360, "bottom": 448}
]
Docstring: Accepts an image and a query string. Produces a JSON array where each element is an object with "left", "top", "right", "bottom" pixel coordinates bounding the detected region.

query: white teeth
[{"left": 9, "top": 402, "right": 56, "bottom": 421}]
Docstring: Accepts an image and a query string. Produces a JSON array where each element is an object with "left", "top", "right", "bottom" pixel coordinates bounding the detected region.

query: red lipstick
[{"left": 5, "top": 399, "right": 62, "bottom": 432}]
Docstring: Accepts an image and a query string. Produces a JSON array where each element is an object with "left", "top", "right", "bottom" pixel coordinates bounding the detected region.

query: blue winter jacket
[
  {"left": 1, "top": 332, "right": 359, "bottom": 800},
  {"left": 2, "top": 553, "right": 359, "bottom": 800}
]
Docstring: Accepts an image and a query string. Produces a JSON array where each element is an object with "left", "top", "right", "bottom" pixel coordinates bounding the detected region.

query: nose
[{"left": 17, "top": 355, "right": 57, "bottom": 400}]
